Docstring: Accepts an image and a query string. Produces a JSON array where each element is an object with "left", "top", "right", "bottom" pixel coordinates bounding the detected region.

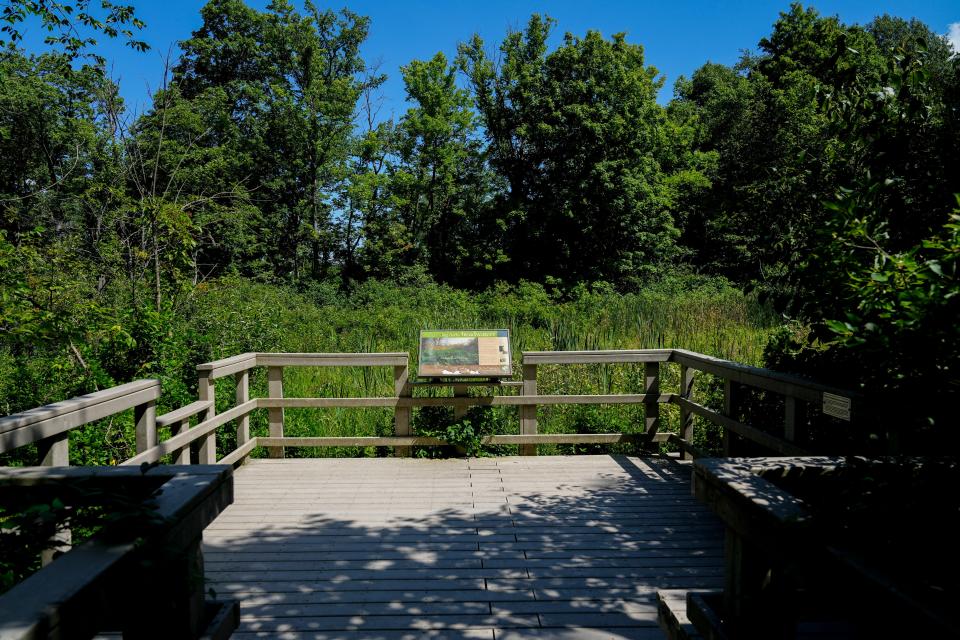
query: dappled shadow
[{"left": 201, "top": 455, "right": 724, "bottom": 639}]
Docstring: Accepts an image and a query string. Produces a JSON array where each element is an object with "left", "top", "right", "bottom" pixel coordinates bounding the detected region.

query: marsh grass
[{"left": 186, "top": 277, "right": 777, "bottom": 458}]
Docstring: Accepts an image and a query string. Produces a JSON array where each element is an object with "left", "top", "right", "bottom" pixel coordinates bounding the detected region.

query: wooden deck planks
[{"left": 203, "top": 455, "right": 723, "bottom": 639}]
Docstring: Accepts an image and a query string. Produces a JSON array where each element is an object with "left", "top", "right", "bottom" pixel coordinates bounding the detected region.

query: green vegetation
[{"left": 1, "top": 1, "right": 958, "bottom": 459}]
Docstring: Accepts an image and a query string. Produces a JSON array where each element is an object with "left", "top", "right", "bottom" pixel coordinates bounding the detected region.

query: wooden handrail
[
  {"left": 156, "top": 400, "right": 214, "bottom": 428},
  {"left": 195, "top": 352, "right": 257, "bottom": 380},
  {"left": 0, "top": 380, "right": 159, "bottom": 433},
  {"left": 523, "top": 349, "right": 672, "bottom": 364},
  {"left": 1, "top": 348, "right": 864, "bottom": 468},
  {"left": 255, "top": 352, "right": 408, "bottom": 367},
  {"left": 0, "top": 380, "right": 160, "bottom": 464},
  {"left": 669, "top": 349, "right": 859, "bottom": 404}
]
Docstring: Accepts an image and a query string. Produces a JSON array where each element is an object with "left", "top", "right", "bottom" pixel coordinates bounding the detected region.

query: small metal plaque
[
  {"left": 418, "top": 330, "right": 512, "bottom": 378},
  {"left": 822, "top": 392, "right": 851, "bottom": 421}
]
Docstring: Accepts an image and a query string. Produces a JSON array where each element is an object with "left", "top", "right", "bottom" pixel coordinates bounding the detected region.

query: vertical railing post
[
  {"left": 170, "top": 418, "right": 191, "bottom": 464},
  {"left": 784, "top": 396, "right": 805, "bottom": 445},
  {"left": 38, "top": 433, "right": 69, "bottom": 466},
  {"left": 267, "top": 366, "right": 284, "bottom": 458},
  {"left": 198, "top": 371, "right": 216, "bottom": 464},
  {"left": 38, "top": 432, "right": 71, "bottom": 565},
  {"left": 452, "top": 383, "right": 468, "bottom": 421},
  {"left": 679, "top": 364, "right": 695, "bottom": 460},
  {"left": 723, "top": 378, "right": 740, "bottom": 457},
  {"left": 520, "top": 363, "right": 538, "bottom": 456},
  {"left": 236, "top": 369, "right": 250, "bottom": 448},
  {"left": 644, "top": 362, "right": 660, "bottom": 442},
  {"left": 134, "top": 399, "right": 157, "bottom": 454},
  {"left": 394, "top": 363, "right": 411, "bottom": 457}
]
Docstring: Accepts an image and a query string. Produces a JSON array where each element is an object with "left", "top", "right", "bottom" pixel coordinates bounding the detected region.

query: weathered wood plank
[
  {"left": 198, "top": 369, "right": 217, "bottom": 464},
  {"left": 678, "top": 365, "right": 696, "bottom": 461},
  {"left": 644, "top": 362, "right": 660, "bottom": 441},
  {"left": 219, "top": 438, "right": 259, "bottom": 466},
  {"left": 256, "top": 353, "right": 408, "bottom": 367},
  {"left": 393, "top": 364, "right": 411, "bottom": 458},
  {"left": 267, "top": 366, "right": 284, "bottom": 459},
  {"left": 523, "top": 350, "right": 672, "bottom": 365},
  {"left": 203, "top": 456, "right": 723, "bottom": 640},
  {"left": 0, "top": 379, "right": 160, "bottom": 432},
  {"left": 670, "top": 349, "right": 856, "bottom": 404},
  {"left": 156, "top": 400, "right": 214, "bottom": 428},
  {"left": 256, "top": 393, "right": 675, "bottom": 409},
  {"left": 0, "top": 382, "right": 161, "bottom": 454},
  {"left": 121, "top": 401, "right": 257, "bottom": 466},
  {"left": 673, "top": 396, "right": 807, "bottom": 456},
  {"left": 520, "top": 363, "right": 538, "bottom": 456},
  {"left": 255, "top": 433, "right": 672, "bottom": 448},
  {"left": 195, "top": 353, "right": 258, "bottom": 380},
  {"left": 236, "top": 370, "right": 250, "bottom": 447}
]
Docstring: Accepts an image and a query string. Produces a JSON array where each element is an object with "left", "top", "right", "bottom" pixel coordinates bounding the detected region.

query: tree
[
  {"left": 387, "top": 51, "right": 494, "bottom": 285},
  {"left": 0, "top": 0, "right": 147, "bottom": 64},
  {"left": 165, "top": 0, "right": 373, "bottom": 282},
  {"left": 459, "top": 16, "right": 690, "bottom": 288}
]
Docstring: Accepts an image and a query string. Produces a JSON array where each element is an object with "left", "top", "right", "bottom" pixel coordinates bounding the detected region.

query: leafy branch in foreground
[{"left": 1, "top": 1, "right": 148, "bottom": 64}]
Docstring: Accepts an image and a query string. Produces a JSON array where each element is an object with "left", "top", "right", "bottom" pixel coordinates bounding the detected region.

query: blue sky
[{"left": 17, "top": 1, "right": 960, "bottom": 119}]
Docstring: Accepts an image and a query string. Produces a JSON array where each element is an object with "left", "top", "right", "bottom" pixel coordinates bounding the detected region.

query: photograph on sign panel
[{"left": 420, "top": 337, "right": 480, "bottom": 367}]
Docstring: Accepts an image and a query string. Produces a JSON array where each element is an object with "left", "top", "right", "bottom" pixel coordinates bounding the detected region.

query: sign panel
[
  {"left": 418, "top": 330, "right": 512, "bottom": 378},
  {"left": 822, "top": 392, "right": 852, "bottom": 421}
]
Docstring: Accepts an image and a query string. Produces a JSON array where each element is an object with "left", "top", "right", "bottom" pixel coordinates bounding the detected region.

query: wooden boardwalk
[{"left": 203, "top": 455, "right": 724, "bottom": 639}]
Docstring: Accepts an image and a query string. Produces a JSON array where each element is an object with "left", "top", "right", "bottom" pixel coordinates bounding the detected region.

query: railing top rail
[
  {"left": 196, "top": 352, "right": 410, "bottom": 377},
  {"left": 522, "top": 349, "right": 673, "bottom": 365},
  {"left": 255, "top": 352, "right": 409, "bottom": 367},
  {"left": 670, "top": 349, "right": 859, "bottom": 403},
  {"left": 196, "top": 352, "right": 257, "bottom": 379},
  {"left": 0, "top": 379, "right": 160, "bottom": 434},
  {"left": 0, "top": 379, "right": 161, "bottom": 455}
]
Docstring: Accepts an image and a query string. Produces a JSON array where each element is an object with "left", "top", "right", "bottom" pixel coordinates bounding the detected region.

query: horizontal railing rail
[
  {"left": 0, "top": 379, "right": 161, "bottom": 466},
  {"left": 1, "top": 348, "right": 864, "bottom": 469}
]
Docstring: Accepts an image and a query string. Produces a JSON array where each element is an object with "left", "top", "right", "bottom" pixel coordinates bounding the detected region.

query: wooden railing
[
  {"left": 0, "top": 349, "right": 863, "bottom": 467},
  {"left": 0, "top": 379, "right": 161, "bottom": 466}
]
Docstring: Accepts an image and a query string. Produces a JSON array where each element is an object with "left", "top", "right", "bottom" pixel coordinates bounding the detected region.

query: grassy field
[{"left": 181, "top": 277, "right": 778, "bottom": 459}]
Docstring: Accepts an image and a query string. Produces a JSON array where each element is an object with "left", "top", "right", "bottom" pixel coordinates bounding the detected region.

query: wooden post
[
  {"left": 723, "top": 378, "right": 740, "bottom": 457},
  {"left": 120, "top": 535, "right": 206, "bottom": 638},
  {"left": 198, "top": 371, "right": 216, "bottom": 464},
  {"left": 38, "top": 432, "right": 69, "bottom": 466},
  {"left": 453, "top": 383, "right": 468, "bottom": 421},
  {"left": 394, "top": 364, "right": 411, "bottom": 457},
  {"left": 723, "top": 528, "right": 773, "bottom": 634},
  {"left": 236, "top": 369, "right": 250, "bottom": 448},
  {"left": 267, "top": 366, "right": 284, "bottom": 459},
  {"left": 170, "top": 418, "right": 191, "bottom": 464},
  {"left": 39, "top": 432, "right": 71, "bottom": 565},
  {"left": 679, "top": 364, "right": 695, "bottom": 460},
  {"left": 644, "top": 362, "right": 660, "bottom": 444},
  {"left": 520, "top": 364, "right": 537, "bottom": 456},
  {"left": 784, "top": 396, "right": 805, "bottom": 445},
  {"left": 134, "top": 399, "right": 157, "bottom": 454}
]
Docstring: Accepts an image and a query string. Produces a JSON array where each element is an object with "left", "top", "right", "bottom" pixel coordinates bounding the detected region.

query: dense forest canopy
[{"left": 1, "top": 1, "right": 958, "bottom": 451}]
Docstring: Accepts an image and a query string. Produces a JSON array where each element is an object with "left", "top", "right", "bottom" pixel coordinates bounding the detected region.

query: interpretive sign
[
  {"left": 418, "top": 330, "right": 513, "bottom": 378},
  {"left": 822, "top": 392, "right": 852, "bottom": 421}
]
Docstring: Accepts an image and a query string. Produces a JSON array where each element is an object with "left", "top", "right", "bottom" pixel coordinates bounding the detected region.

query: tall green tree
[
  {"left": 388, "top": 52, "right": 494, "bottom": 285},
  {"left": 460, "top": 16, "right": 690, "bottom": 288},
  {"left": 164, "top": 0, "right": 373, "bottom": 282}
]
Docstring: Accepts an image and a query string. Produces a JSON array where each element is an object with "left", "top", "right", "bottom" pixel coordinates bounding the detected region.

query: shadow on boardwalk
[{"left": 202, "top": 454, "right": 724, "bottom": 639}]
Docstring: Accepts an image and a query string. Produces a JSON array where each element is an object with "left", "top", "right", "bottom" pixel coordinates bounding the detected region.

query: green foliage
[
  {"left": 459, "top": 15, "right": 702, "bottom": 288},
  {"left": 0, "top": 0, "right": 147, "bottom": 64},
  {"left": 412, "top": 407, "right": 496, "bottom": 458}
]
